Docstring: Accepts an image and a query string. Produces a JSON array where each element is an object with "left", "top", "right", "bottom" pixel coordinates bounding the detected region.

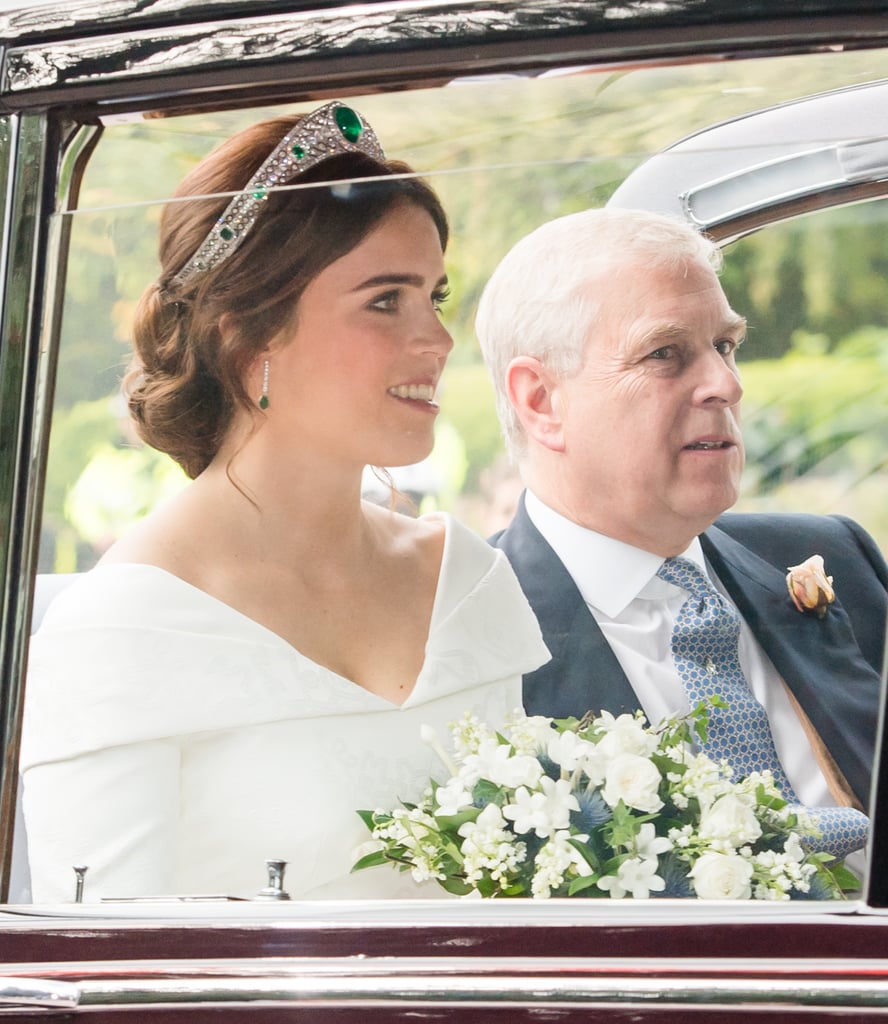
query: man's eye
[
  {"left": 715, "top": 338, "right": 737, "bottom": 356},
  {"left": 649, "top": 346, "right": 673, "bottom": 360}
]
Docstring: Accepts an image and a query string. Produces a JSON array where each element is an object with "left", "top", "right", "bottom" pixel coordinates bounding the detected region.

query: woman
[{"left": 21, "top": 102, "right": 548, "bottom": 902}]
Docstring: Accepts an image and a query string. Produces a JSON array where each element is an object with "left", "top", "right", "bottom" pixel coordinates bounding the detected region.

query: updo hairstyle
[{"left": 127, "top": 113, "right": 449, "bottom": 479}]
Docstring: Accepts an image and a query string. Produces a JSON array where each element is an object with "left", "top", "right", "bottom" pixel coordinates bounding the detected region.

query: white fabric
[
  {"left": 21, "top": 513, "right": 549, "bottom": 903},
  {"left": 524, "top": 489, "right": 834, "bottom": 808}
]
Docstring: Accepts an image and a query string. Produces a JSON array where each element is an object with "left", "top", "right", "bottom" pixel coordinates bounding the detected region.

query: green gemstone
[
  {"left": 335, "top": 105, "right": 363, "bottom": 144},
  {"left": 252, "top": 186, "right": 268, "bottom": 200},
  {"left": 291, "top": 143, "right": 305, "bottom": 159},
  {"left": 219, "top": 225, "right": 235, "bottom": 241},
  {"left": 259, "top": 394, "right": 269, "bottom": 410}
]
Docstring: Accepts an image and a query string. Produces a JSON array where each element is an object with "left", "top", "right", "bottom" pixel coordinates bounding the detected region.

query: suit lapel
[
  {"left": 701, "top": 525, "right": 880, "bottom": 805},
  {"left": 493, "top": 496, "right": 640, "bottom": 719}
]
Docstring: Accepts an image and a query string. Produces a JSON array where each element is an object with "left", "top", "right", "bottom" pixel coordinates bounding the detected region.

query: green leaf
[
  {"left": 438, "top": 876, "right": 474, "bottom": 896},
  {"left": 567, "top": 874, "right": 603, "bottom": 896},
  {"left": 437, "top": 807, "right": 481, "bottom": 831},
  {"left": 500, "top": 882, "right": 528, "bottom": 897},
  {"left": 568, "top": 837, "right": 601, "bottom": 872},
  {"left": 351, "top": 850, "right": 390, "bottom": 872},
  {"left": 356, "top": 809, "right": 377, "bottom": 830},
  {"left": 829, "top": 862, "right": 863, "bottom": 893},
  {"left": 473, "top": 778, "right": 508, "bottom": 806},
  {"left": 476, "top": 877, "right": 499, "bottom": 898}
]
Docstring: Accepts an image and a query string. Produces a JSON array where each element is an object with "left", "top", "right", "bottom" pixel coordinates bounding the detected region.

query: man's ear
[{"left": 505, "top": 356, "right": 566, "bottom": 453}]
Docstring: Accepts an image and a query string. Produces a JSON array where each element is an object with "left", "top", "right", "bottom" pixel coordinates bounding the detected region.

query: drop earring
[{"left": 259, "top": 359, "right": 270, "bottom": 410}]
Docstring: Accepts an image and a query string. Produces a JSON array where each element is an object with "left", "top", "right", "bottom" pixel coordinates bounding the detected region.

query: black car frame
[{"left": 0, "top": 0, "right": 887, "bottom": 1018}]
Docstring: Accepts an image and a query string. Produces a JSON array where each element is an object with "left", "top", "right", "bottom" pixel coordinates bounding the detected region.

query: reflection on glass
[{"left": 14, "top": 45, "right": 888, "bottom": 904}]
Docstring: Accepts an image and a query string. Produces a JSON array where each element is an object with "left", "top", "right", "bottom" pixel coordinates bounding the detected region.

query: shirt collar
[{"left": 523, "top": 488, "right": 707, "bottom": 618}]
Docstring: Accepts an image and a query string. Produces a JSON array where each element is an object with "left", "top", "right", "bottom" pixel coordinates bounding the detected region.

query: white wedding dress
[{"left": 21, "top": 514, "right": 549, "bottom": 903}]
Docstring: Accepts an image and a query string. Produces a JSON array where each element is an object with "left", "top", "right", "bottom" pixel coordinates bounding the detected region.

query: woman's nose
[{"left": 418, "top": 315, "right": 454, "bottom": 357}]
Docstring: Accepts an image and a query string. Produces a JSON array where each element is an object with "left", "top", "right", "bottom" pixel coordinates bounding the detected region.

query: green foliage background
[{"left": 43, "top": 47, "right": 888, "bottom": 569}]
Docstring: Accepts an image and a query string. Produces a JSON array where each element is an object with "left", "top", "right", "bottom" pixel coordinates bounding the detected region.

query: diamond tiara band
[{"left": 165, "top": 101, "right": 386, "bottom": 297}]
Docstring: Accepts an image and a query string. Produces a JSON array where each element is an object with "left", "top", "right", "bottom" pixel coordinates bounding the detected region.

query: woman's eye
[
  {"left": 715, "top": 338, "right": 737, "bottom": 356},
  {"left": 369, "top": 290, "right": 399, "bottom": 313},
  {"left": 432, "top": 286, "right": 451, "bottom": 313},
  {"left": 649, "top": 346, "right": 673, "bottom": 360}
]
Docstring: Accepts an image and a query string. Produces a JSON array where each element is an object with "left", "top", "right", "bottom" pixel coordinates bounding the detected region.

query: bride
[{"left": 21, "top": 102, "right": 549, "bottom": 902}]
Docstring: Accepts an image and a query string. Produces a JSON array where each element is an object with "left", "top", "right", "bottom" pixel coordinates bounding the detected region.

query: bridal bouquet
[{"left": 353, "top": 701, "right": 858, "bottom": 900}]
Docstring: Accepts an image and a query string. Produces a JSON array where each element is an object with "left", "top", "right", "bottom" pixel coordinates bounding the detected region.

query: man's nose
[{"left": 695, "top": 349, "right": 743, "bottom": 405}]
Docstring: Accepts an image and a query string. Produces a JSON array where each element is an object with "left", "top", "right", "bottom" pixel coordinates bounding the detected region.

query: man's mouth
[
  {"left": 387, "top": 384, "right": 436, "bottom": 402},
  {"left": 684, "top": 440, "right": 732, "bottom": 450}
]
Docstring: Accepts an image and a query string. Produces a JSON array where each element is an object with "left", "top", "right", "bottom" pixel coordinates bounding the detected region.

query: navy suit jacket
[{"left": 491, "top": 496, "right": 887, "bottom": 807}]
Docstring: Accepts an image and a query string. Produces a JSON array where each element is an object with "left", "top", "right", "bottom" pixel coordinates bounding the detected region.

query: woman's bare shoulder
[{"left": 97, "top": 485, "right": 203, "bottom": 573}]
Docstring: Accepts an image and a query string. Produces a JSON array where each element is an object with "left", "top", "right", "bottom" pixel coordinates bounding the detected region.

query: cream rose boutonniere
[{"left": 786, "top": 554, "right": 835, "bottom": 618}]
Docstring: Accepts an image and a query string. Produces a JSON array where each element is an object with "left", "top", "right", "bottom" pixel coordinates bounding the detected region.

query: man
[{"left": 477, "top": 207, "right": 886, "bottom": 829}]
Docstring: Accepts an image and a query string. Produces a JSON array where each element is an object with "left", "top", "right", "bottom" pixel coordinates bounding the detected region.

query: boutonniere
[{"left": 786, "top": 554, "right": 835, "bottom": 618}]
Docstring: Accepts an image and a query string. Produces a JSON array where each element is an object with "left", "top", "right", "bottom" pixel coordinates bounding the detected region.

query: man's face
[{"left": 554, "top": 257, "right": 747, "bottom": 555}]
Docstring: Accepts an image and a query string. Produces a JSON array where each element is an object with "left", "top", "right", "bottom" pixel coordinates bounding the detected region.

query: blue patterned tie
[{"left": 657, "top": 556, "right": 868, "bottom": 860}]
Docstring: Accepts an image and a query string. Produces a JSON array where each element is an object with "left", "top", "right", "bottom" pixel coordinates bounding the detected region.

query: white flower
[
  {"left": 634, "top": 822, "right": 673, "bottom": 861},
  {"left": 503, "top": 777, "right": 580, "bottom": 838},
  {"left": 668, "top": 824, "right": 694, "bottom": 848},
  {"left": 584, "top": 713, "right": 658, "bottom": 785},
  {"left": 547, "top": 729, "right": 598, "bottom": 772},
  {"left": 434, "top": 777, "right": 474, "bottom": 816},
  {"left": 698, "top": 793, "right": 762, "bottom": 848},
  {"left": 594, "top": 711, "right": 660, "bottom": 757},
  {"left": 505, "top": 711, "right": 555, "bottom": 756},
  {"left": 420, "top": 723, "right": 457, "bottom": 776},
  {"left": 531, "top": 830, "right": 592, "bottom": 898},
  {"left": 458, "top": 804, "right": 526, "bottom": 884},
  {"left": 602, "top": 753, "right": 664, "bottom": 813},
  {"left": 597, "top": 857, "right": 666, "bottom": 899},
  {"left": 689, "top": 852, "right": 753, "bottom": 899},
  {"left": 448, "top": 711, "right": 496, "bottom": 758},
  {"left": 464, "top": 737, "right": 544, "bottom": 789}
]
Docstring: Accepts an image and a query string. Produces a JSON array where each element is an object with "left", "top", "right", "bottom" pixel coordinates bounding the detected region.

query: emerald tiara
[{"left": 165, "top": 101, "right": 386, "bottom": 298}]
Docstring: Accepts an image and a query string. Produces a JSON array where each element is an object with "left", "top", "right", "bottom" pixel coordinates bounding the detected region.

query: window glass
[{"left": 20, "top": 44, "right": 888, "bottom": 905}]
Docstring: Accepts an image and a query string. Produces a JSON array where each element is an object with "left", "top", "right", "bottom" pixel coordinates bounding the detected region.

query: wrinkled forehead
[{"left": 581, "top": 255, "right": 746, "bottom": 352}]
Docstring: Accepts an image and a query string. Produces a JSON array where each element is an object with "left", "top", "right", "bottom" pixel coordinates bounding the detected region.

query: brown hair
[{"left": 126, "top": 113, "right": 449, "bottom": 478}]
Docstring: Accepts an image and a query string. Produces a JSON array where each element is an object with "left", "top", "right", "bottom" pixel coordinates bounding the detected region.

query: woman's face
[{"left": 266, "top": 201, "right": 453, "bottom": 471}]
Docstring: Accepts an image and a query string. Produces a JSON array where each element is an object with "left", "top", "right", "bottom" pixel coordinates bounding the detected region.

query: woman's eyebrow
[{"left": 352, "top": 272, "right": 448, "bottom": 292}]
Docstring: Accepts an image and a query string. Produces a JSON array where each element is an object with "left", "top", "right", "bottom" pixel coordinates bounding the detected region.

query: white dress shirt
[{"left": 524, "top": 489, "right": 835, "bottom": 809}]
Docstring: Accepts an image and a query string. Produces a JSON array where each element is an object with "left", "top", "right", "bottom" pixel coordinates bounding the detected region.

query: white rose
[
  {"left": 584, "top": 714, "right": 659, "bottom": 785},
  {"left": 602, "top": 753, "right": 664, "bottom": 813},
  {"left": 698, "top": 794, "right": 762, "bottom": 847},
  {"left": 595, "top": 712, "right": 659, "bottom": 758},
  {"left": 690, "top": 852, "right": 753, "bottom": 899}
]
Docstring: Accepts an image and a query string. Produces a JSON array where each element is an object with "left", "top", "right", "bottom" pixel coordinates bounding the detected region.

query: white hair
[{"left": 474, "top": 207, "right": 723, "bottom": 460}]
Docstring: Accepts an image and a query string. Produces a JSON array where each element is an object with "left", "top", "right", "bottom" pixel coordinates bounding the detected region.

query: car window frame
[{"left": 2, "top": 0, "right": 888, "bottom": 909}]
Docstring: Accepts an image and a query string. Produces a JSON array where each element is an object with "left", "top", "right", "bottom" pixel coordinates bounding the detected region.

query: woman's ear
[{"left": 505, "top": 356, "right": 566, "bottom": 453}]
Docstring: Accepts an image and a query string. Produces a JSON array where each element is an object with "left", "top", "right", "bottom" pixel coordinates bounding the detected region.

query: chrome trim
[
  {"left": 69, "top": 977, "right": 888, "bottom": 1009},
  {"left": 0, "top": 976, "right": 79, "bottom": 1009},
  {"left": 0, "top": 958, "right": 887, "bottom": 1009}
]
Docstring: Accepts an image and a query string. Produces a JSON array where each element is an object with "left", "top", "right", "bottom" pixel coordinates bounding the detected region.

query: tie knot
[{"left": 657, "top": 556, "right": 714, "bottom": 600}]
